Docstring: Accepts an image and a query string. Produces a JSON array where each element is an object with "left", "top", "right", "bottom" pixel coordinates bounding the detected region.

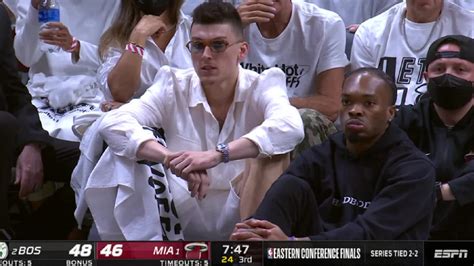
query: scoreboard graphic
[{"left": 0, "top": 241, "right": 473, "bottom": 265}]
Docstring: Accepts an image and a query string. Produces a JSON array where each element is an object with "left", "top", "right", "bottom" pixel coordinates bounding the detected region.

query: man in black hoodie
[
  {"left": 394, "top": 35, "right": 474, "bottom": 240},
  {"left": 230, "top": 67, "right": 435, "bottom": 240}
]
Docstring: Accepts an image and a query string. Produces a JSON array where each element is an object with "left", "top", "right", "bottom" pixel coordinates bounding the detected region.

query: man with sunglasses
[{"left": 97, "top": 2, "right": 303, "bottom": 240}]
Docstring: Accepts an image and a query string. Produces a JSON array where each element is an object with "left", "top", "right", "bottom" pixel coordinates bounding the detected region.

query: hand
[
  {"left": 237, "top": 0, "right": 276, "bottom": 27},
  {"left": 31, "top": 0, "right": 41, "bottom": 9},
  {"left": 164, "top": 152, "right": 212, "bottom": 200},
  {"left": 100, "top": 101, "right": 125, "bottom": 112},
  {"left": 39, "top": 22, "right": 76, "bottom": 52},
  {"left": 346, "top": 24, "right": 359, "bottom": 33},
  {"left": 231, "top": 219, "right": 289, "bottom": 241},
  {"left": 440, "top": 183, "right": 455, "bottom": 201},
  {"left": 230, "top": 221, "right": 266, "bottom": 241},
  {"left": 15, "top": 144, "right": 44, "bottom": 198},
  {"left": 129, "top": 15, "right": 169, "bottom": 47},
  {"left": 167, "top": 150, "right": 222, "bottom": 178},
  {"left": 186, "top": 170, "right": 210, "bottom": 200}
]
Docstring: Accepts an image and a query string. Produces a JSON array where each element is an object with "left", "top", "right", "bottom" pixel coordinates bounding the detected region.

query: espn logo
[{"left": 434, "top": 249, "right": 468, "bottom": 259}]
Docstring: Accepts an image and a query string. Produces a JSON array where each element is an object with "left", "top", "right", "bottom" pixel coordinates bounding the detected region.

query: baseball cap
[{"left": 426, "top": 35, "right": 474, "bottom": 67}]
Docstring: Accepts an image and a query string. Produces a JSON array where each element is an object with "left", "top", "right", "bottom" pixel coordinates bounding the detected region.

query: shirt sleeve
[
  {"left": 73, "top": 40, "right": 101, "bottom": 69},
  {"left": 316, "top": 16, "right": 349, "bottom": 74},
  {"left": 350, "top": 22, "right": 377, "bottom": 70},
  {"left": 98, "top": 66, "right": 172, "bottom": 160},
  {"left": 448, "top": 161, "right": 474, "bottom": 206},
  {"left": 13, "top": 3, "right": 43, "bottom": 67},
  {"left": 310, "top": 156, "right": 435, "bottom": 240},
  {"left": 242, "top": 68, "right": 304, "bottom": 156},
  {"left": 97, "top": 47, "right": 122, "bottom": 101}
]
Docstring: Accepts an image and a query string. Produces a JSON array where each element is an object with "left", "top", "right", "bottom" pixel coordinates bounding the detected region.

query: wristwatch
[{"left": 216, "top": 143, "right": 230, "bottom": 163}]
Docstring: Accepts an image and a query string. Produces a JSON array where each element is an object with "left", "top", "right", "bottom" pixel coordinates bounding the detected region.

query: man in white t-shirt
[
  {"left": 305, "top": 0, "right": 401, "bottom": 56},
  {"left": 351, "top": 0, "right": 474, "bottom": 106},
  {"left": 238, "top": 0, "right": 348, "bottom": 122}
]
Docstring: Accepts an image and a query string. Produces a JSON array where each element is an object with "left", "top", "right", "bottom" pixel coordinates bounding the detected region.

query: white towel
[
  {"left": 72, "top": 123, "right": 183, "bottom": 240},
  {"left": 71, "top": 115, "right": 106, "bottom": 230}
]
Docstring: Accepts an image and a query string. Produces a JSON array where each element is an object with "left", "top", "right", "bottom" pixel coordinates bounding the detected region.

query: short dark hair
[
  {"left": 344, "top": 67, "right": 397, "bottom": 105},
  {"left": 191, "top": 1, "right": 244, "bottom": 40}
]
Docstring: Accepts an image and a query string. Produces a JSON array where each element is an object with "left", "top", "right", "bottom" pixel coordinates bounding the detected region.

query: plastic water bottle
[{"left": 38, "top": 0, "right": 60, "bottom": 53}]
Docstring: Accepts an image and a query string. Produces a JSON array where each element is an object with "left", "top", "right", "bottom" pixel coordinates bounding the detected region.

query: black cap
[{"left": 426, "top": 35, "right": 474, "bottom": 67}]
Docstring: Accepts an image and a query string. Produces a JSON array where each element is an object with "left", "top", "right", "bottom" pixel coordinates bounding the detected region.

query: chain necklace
[{"left": 400, "top": 11, "right": 442, "bottom": 53}]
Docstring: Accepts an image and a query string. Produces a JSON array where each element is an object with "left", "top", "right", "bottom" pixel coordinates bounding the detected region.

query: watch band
[{"left": 216, "top": 143, "right": 230, "bottom": 163}]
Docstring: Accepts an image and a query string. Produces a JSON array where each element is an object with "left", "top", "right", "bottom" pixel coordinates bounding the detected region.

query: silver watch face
[{"left": 217, "top": 143, "right": 227, "bottom": 151}]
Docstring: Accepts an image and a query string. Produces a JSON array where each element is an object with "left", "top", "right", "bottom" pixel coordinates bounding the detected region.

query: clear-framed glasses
[{"left": 186, "top": 39, "right": 242, "bottom": 54}]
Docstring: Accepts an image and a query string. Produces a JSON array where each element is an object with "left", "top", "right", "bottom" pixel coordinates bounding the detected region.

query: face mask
[
  {"left": 427, "top": 74, "right": 474, "bottom": 110},
  {"left": 136, "top": 0, "right": 170, "bottom": 16}
]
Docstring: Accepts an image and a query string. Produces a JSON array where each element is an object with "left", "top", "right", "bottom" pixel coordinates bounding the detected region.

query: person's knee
[
  {"left": 292, "top": 109, "right": 338, "bottom": 159},
  {"left": 272, "top": 174, "right": 313, "bottom": 198},
  {"left": 299, "top": 108, "right": 337, "bottom": 139}
]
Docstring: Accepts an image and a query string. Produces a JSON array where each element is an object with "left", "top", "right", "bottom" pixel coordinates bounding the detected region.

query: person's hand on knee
[{"left": 15, "top": 144, "right": 44, "bottom": 197}]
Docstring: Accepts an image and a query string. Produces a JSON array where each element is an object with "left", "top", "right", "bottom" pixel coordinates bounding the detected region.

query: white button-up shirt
[{"left": 98, "top": 65, "right": 304, "bottom": 240}]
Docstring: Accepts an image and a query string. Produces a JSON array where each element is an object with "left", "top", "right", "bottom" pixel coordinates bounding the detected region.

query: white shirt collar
[{"left": 187, "top": 65, "right": 250, "bottom": 108}]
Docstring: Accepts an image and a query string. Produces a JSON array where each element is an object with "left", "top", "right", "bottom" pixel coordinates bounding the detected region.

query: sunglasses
[{"left": 186, "top": 39, "right": 242, "bottom": 54}]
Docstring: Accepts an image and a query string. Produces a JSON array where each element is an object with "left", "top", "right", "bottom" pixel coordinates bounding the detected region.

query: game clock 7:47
[
  {"left": 211, "top": 242, "right": 262, "bottom": 265},
  {"left": 223, "top": 244, "right": 250, "bottom": 255}
]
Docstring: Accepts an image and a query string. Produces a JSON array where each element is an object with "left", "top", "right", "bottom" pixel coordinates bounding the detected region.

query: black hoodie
[
  {"left": 285, "top": 123, "right": 435, "bottom": 240},
  {"left": 395, "top": 98, "right": 474, "bottom": 239}
]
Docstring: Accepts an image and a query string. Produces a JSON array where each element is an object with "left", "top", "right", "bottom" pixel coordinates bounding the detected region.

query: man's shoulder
[
  {"left": 443, "top": 0, "right": 474, "bottom": 28},
  {"left": 240, "top": 66, "right": 286, "bottom": 84},
  {"left": 445, "top": 0, "right": 474, "bottom": 15},
  {"left": 357, "top": 2, "right": 404, "bottom": 37},
  {"left": 385, "top": 125, "right": 433, "bottom": 167},
  {"left": 294, "top": 1, "right": 344, "bottom": 25},
  {"left": 238, "top": 67, "right": 288, "bottom": 98}
]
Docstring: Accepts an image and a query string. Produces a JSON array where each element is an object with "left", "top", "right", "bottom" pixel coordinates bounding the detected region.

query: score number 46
[{"left": 68, "top": 244, "right": 123, "bottom": 257}]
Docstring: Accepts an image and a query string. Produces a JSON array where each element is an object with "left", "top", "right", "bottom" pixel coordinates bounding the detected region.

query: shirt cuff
[
  {"left": 242, "top": 132, "right": 273, "bottom": 158},
  {"left": 123, "top": 129, "right": 156, "bottom": 160},
  {"left": 448, "top": 177, "right": 474, "bottom": 206}
]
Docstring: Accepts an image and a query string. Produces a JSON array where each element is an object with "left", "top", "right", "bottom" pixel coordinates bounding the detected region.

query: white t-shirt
[
  {"left": 452, "top": 0, "right": 474, "bottom": 11},
  {"left": 351, "top": 1, "right": 474, "bottom": 106},
  {"left": 305, "top": 0, "right": 401, "bottom": 25},
  {"left": 98, "top": 66, "right": 304, "bottom": 240},
  {"left": 181, "top": 0, "right": 204, "bottom": 15},
  {"left": 98, "top": 12, "right": 193, "bottom": 101},
  {"left": 241, "top": 1, "right": 348, "bottom": 98}
]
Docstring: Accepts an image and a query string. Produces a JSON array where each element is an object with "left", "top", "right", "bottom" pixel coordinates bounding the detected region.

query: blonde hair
[{"left": 99, "top": 0, "right": 184, "bottom": 60}]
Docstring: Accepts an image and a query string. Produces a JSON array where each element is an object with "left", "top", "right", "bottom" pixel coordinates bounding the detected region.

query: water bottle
[{"left": 38, "top": 0, "right": 60, "bottom": 53}]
